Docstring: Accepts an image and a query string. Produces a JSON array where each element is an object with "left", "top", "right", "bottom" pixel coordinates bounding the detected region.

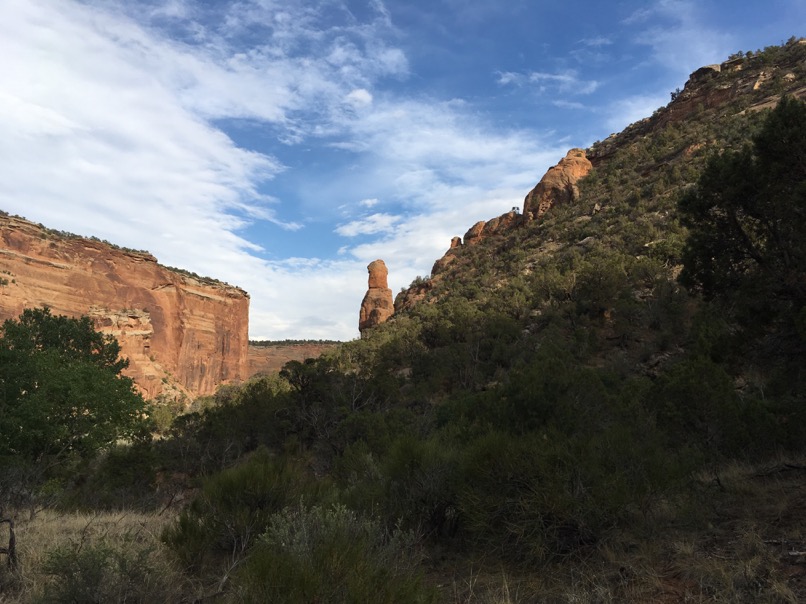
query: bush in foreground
[{"left": 232, "top": 504, "right": 437, "bottom": 604}]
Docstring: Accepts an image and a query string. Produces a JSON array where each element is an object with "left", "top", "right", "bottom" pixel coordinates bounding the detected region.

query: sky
[{"left": 1, "top": 0, "right": 803, "bottom": 341}]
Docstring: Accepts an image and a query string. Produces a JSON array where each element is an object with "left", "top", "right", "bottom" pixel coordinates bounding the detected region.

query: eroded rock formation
[
  {"left": 523, "top": 148, "right": 592, "bottom": 219},
  {"left": 0, "top": 215, "right": 249, "bottom": 399},
  {"left": 358, "top": 259, "right": 394, "bottom": 335}
]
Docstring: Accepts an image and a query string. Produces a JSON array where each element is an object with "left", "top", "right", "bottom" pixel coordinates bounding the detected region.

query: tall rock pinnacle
[{"left": 359, "top": 259, "right": 394, "bottom": 335}]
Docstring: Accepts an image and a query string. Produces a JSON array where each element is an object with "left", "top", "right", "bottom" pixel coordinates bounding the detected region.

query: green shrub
[
  {"left": 65, "top": 443, "right": 159, "bottom": 510},
  {"left": 456, "top": 431, "right": 585, "bottom": 563},
  {"left": 162, "top": 447, "right": 333, "bottom": 571},
  {"left": 379, "top": 435, "right": 461, "bottom": 537},
  {"left": 650, "top": 356, "right": 748, "bottom": 457},
  {"left": 161, "top": 376, "right": 296, "bottom": 474},
  {"left": 232, "top": 504, "right": 437, "bottom": 604},
  {"left": 38, "top": 539, "right": 179, "bottom": 604}
]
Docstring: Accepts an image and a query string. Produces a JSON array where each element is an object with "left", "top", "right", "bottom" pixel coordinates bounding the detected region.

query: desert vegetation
[{"left": 0, "top": 42, "right": 805, "bottom": 603}]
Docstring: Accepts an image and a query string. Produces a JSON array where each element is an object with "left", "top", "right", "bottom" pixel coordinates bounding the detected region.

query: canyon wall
[
  {"left": 248, "top": 342, "right": 341, "bottom": 377},
  {"left": 0, "top": 215, "right": 249, "bottom": 399}
]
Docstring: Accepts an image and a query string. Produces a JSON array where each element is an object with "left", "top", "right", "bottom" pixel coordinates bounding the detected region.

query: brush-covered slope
[{"left": 391, "top": 38, "right": 806, "bottom": 381}]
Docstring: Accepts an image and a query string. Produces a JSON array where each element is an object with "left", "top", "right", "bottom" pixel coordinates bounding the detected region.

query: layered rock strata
[
  {"left": 358, "top": 259, "right": 394, "bottom": 334},
  {"left": 0, "top": 215, "right": 249, "bottom": 399},
  {"left": 248, "top": 342, "right": 341, "bottom": 376}
]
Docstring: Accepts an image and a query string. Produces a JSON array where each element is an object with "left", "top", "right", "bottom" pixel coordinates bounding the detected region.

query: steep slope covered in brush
[{"left": 390, "top": 39, "right": 806, "bottom": 382}]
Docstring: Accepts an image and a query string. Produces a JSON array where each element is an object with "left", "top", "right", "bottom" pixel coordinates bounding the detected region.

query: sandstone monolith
[{"left": 358, "top": 259, "right": 394, "bottom": 335}]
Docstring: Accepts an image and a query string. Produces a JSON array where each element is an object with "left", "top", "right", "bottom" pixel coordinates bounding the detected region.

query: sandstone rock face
[
  {"left": 248, "top": 342, "right": 340, "bottom": 376},
  {"left": 0, "top": 215, "right": 249, "bottom": 399},
  {"left": 463, "top": 221, "right": 487, "bottom": 246},
  {"left": 358, "top": 259, "right": 394, "bottom": 335},
  {"left": 460, "top": 210, "right": 522, "bottom": 249},
  {"left": 484, "top": 210, "right": 521, "bottom": 236},
  {"left": 523, "top": 149, "right": 592, "bottom": 219},
  {"left": 394, "top": 279, "right": 431, "bottom": 313}
]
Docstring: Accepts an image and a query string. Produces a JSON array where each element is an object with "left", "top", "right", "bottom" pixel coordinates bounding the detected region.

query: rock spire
[{"left": 358, "top": 259, "right": 394, "bottom": 335}]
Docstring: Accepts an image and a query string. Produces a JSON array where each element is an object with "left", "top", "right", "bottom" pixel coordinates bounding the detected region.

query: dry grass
[
  {"left": 436, "top": 456, "right": 806, "bottom": 603},
  {"left": 1, "top": 457, "right": 804, "bottom": 603},
  {"left": 0, "top": 508, "right": 195, "bottom": 603}
]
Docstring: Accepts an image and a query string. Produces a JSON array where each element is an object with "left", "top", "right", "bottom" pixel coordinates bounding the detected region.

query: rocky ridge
[
  {"left": 395, "top": 38, "right": 806, "bottom": 314},
  {"left": 0, "top": 214, "right": 250, "bottom": 399},
  {"left": 395, "top": 149, "right": 593, "bottom": 312},
  {"left": 248, "top": 341, "right": 340, "bottom": 376}
]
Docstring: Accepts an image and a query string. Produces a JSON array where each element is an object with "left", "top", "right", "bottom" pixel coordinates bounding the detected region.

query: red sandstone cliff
[
  {"left": 248, "top": 342, "right": 341, "bottom": 376},
  {"left": 0, "top": 215, "right": 249, "bottom": 399}
]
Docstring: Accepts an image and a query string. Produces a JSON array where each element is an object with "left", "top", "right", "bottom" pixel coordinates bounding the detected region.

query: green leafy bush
[
  {"left": 0, "top": 308, "right": 147, "bottom": 462},
  {"left": 162, "top": 447, "right": 333, "bottom": 571},
  {"left": 66, "top": 443, "right": 159, "bottom": 510},
  {"left": 232, "top": 504, "right": 437, "bottom": 604}
]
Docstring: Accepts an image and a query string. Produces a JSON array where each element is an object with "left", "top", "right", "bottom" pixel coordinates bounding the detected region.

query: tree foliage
[
  {"left": 679, "top": 96, "right": 806, "bottom": 349},
  {"left": 0, "top": 307, "right": 147, "bottom": 460}
]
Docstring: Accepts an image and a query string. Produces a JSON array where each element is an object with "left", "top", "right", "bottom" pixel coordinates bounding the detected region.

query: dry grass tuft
[{"left": 0, "top": 509, "right": 194, "bottom": 603}]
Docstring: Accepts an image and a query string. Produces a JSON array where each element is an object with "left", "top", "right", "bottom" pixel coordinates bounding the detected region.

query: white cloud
[
  {"left": 628, "top": 0, "right": 736, "bottom": 76},
  {"left": 581, "top": 36, "right": 613, "bottom": 47},
  {"left": 345, "top": 88, "right": 374, "bottom": 107},
  {"left": 0, "top": 0, "right": 569, "bottom": 342},
  {"left": 552, "top": 100, "right": 586, "bottom": 110},
  {"left": 604, "top": 93, "right": 669, "bottom": 132},
  {"left": 497, "top": 69, "right": 599, "bottom": 95},
  {"left": 336, "top": 213, "right": 401, "bottom": 237}
]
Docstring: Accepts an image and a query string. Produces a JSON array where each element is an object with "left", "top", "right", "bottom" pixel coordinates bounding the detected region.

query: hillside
[
  {"left": 398, "top": 38, "right": 806, "bottom": 323},
  {"left": 2, "top": 39, "right": 805, "bottom": 603}
]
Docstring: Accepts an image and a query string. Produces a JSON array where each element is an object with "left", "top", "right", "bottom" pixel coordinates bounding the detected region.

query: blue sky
[{"left": 0, "top": 0, "right": 802, "bottom": 340}]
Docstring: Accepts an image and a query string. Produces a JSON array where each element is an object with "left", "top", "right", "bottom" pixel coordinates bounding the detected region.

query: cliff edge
[{"left": 0, "top": 214, "right": 250, "bottom": 399}]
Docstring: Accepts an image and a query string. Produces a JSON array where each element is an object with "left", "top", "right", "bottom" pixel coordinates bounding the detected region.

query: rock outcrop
[
  {"left": 0, "top": 214, "right": 249, "bottom": 399},
  {"left": 248, "top": 342, "right": 341, "bottom": 376},
  {"left": 358, "top": 259, "right": 394, "bottom": 335},
  {"left": 415, "top": 149, "right": 592, "bottom": 293},
  {"left": 523, "top": 149, "right": 592, "bottom": 219},
  {"left": 589, "top": 41, "right": 806, "bottom": 164},
  {"left": 413, "top": 147, "right": 591, "bottom": 301},
  {"left": 395, "top": 39, "right": 806, "bottom": 316}
]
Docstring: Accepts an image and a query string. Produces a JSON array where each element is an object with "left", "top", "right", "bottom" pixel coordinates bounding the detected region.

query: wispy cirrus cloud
[
  {"left": 6, "top": 0, "right": 782, "bottom": 342},
  {"left": 0, "top": 0, "right": 563, "bottom": 340},
  {"left": 336, "top": 213, "right": 401, "bottom": 237},
  {"left": 625, "top": 0, "right": 735, "bottom": 75},
  {"left": 497, "top": 69, "right": 599, "bottom": 95},
  {"left": 580, "top": 36, "right": 613, "bottom": 47}
]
